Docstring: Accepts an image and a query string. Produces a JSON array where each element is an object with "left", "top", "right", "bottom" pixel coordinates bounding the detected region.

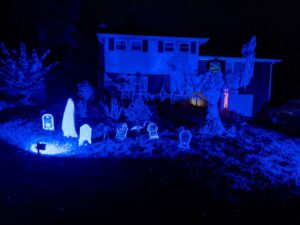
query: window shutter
[
  {"left": 191, "top": 42, "right": 196, "bottom": 54},
  {"left": 142, "top": 40, "right": 148, "bottom": 52},
  {"left": 158, "top": 41, "right": 163, "bottom": 52},
  {"left": 108, "top": 38, "right": 114, "bottom": 51}
]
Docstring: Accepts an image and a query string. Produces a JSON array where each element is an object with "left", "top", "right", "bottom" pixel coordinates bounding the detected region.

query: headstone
[
  {"left": 147, "top": 122, "right": 159, "bottom": 140},
  {"left": 227, "top": 125, "right": 236, "bottom": 137},
  {"left": 62, "top": 98, "right": 78, "bottom": 138},
  {"left": 78, "top": 124, "right": 92, "bottom": 146},
  {"left": 115, "top": 123, "right": 128, "bottom": 141},
  {"left": 42, "top": 114, "right": 54, "bottom": 131},
  {"left": 178, "top": 130, "right": 192, "bottom": 149}
]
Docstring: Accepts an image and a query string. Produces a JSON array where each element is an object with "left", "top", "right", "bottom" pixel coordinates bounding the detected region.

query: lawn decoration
[
  {"left": 199, "top": 59, "right": 226, "bottom": 135},
  {"left": 42, "top": 113, "right": 54, "bottom": 131},
  {"left": 198, "top": 36, "right": 256, "bottom": 136},
  {"left": 147, "top": 122, "right": 159, "bottom": 140},
  {"left": 239, "top": 121, "right": 248, "bottom": 137},
  {"left": 226, "top": 125, "right": 237, "bottom": 137},
  {"left": 130, "top": 125, "right": 144, "bottom": 137},
  {"left": 178, "top": 129, "right": 192, "bottom": 149},
  {"left": 78, "top": 124, "right": 92, "bottom": 146},
  {"left": 102, "top": 126, "right": 110, "bottom": 141},
  {"left": 115, "top": 123, "right": 128, "bottom": 141},
  {"left": 62, "top": 98, "right": 78, "bottom": 138}
]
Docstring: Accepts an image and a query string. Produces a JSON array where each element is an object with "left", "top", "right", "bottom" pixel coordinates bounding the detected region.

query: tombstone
[
  {"left": 178, "top": 130, "right": 192, "bottom": 149},
  {"left": 147, "top": 122, "right": 159, "bottom": 140},
  {"left": 227, "top": 125, "right": 237, "bottom": 137},
  {"left": 62, "top": 98, "right": 78, "bottom": 138},
  {"left": 42, "top": 114, "right": 54, "bottom": 131},
  {"left": 115, "top": 123, "right": 128, "bottom": 141},
  {"left": 78, "top": 124, "right": 92, "bottom": 146}
]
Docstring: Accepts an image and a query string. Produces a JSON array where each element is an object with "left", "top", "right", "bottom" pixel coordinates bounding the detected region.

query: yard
[{"left": 1, "top": 104, "right": 300, "bottom": 224}]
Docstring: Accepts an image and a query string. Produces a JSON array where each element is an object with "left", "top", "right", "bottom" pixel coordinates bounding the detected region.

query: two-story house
[{"left": 97, "top": 33, "right": 281, "bottom": 117}]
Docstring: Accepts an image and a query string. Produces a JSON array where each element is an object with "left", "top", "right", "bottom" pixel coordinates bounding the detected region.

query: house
[{"left": 96, "top": 33, "right": 281, "bottom": 117}]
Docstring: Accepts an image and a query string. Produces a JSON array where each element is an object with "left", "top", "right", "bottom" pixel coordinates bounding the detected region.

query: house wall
[
  {"left": 239, "top": 62, "right": 271, "bottom": 115},
  {"left": 103, "top": 38, "right": 199, "bottom": 75}
]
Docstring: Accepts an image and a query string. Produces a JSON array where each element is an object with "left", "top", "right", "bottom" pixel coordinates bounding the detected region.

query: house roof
[
  {"left": 199, "top": 56, "right": 282, "bottom": 64},
  {"left": 97, "top": 33, "right": 209, "bottom": 45}
]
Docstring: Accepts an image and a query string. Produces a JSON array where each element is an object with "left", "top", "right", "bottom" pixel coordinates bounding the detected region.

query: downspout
[{"left": 268, "top": 63, "right": 274, "bottom": 102}]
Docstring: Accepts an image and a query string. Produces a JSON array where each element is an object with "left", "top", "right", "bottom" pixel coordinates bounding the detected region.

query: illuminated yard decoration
[
  {"left": 198, "top": 37, "right": 256, "bottom": 136},
  {"left": 62, "top": 98, "right": 78, "bottom": 138},
  {"left": 178, "top": 129, "right": 192, "bottom": 149},
  {"left": 223, "top": 88, "right": 229, "bottom": 109},
  {"left": 147, "top": 122, "right": 159, "bottom": 140},
  {"left": 42, "top": 113, "right": 54, "bottom": 131},
  {"left": 199, "top": 58, "right": 226, "bottom": 135},
  {"left": 78, "top": 124, "right": 92, "bottom": 146},
  {"left": 115, "top": 123, "right": 128, "bottom": 141},
  {"left": 130, "top": 125, "right": 144, "bottom": 137}
]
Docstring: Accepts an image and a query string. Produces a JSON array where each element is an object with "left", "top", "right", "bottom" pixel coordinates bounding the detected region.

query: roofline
[
  {"left": 199, "top": 55, "right": 282, "bottom": 63},
  {"left": 97, "top": 33, "right": 210, "bottom": 44}
]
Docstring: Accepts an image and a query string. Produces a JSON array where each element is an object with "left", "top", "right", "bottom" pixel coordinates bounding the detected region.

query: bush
[{"left": 124, "top": 99, "right": 152, "bottom": 125}]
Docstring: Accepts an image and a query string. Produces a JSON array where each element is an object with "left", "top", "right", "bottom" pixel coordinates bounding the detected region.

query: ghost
[{"left": 62, "top": 98, "right": 78, "bottom": 138}]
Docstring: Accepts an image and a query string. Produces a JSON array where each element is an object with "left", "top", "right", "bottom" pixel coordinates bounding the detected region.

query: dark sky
[{"left": 0, "top": 0, "right": 299, "bottom": 104}]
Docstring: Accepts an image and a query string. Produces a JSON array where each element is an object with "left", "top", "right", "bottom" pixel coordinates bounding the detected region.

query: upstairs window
[
  {"left": 164, "top": 42, "right": 175, "bottom": 52},
  {"left": 179, "top": 42, "right": 190, "bottom": 52},
  {"left": 115, "top": 39, "right": 126, "bottom": 50},
  {"left": 131, "top": 40, "right": 142, "bottom": 51}
]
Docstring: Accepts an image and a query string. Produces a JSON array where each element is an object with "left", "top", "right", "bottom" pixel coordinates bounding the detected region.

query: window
[
  {"left": 190, "top": 95, "right": 207, "bottom": 107},
  {"left": 131, "top": 40, "right": 142, "bottom": 51},
  {"left": 115, "top": 39, "right": 126, "bottom": 50},
  {"left": 164, "top": 42, "right": 175, "bottom": 52},
  {"left": 179, "top": 42, "right": 190, "bottom": 52}
]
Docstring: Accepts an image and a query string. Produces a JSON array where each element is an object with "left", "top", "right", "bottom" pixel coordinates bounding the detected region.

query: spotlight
[{"left": 36, "top": 142, "right": 46, "bottom": 155}]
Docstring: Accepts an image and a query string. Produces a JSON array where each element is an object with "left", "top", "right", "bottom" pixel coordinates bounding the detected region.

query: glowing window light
[
  {"left": 224, "top": 88, "right": 229, "bottom": 109},
  {"left": 190, "top": 95, "right": 207, "bottom": 107},
  {"left": 30, "top": 142, "right": 71, "bottom": 155}
]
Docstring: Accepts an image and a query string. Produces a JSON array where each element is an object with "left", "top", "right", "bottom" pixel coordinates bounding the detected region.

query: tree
[
  {"left": 0, "top": 42, "right": 58, "bottom": 106},
  {"left": 77, "top": 80, "right": 94, "bottom": 118}
]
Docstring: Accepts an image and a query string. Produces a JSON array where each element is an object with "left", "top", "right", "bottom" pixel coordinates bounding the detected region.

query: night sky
[{"left": 0, "top": 0, "right": 299, "bottom": 105}]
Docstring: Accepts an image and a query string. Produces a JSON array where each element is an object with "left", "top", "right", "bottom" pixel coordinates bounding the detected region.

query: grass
[{"left": 0, "top": 117, "right": 300, "bottom": 192}]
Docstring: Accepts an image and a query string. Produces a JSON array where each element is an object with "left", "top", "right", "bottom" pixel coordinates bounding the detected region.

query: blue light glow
[{"left": 29, "top": 142, "right": 71, "bottom": 155}]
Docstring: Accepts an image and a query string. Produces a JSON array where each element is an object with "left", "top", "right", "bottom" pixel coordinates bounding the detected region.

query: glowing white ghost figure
[
  {"left": 147, "top": 122, "right": 159, "bottom": 140},
  {"left": 78, "top": 124, "right": 92, "bottom": 146},
  {"left": 178, "top": 129, "right": 192, "bottom": 149},
  {"left": 62, "top": 98, "right": 78, "bottom": 138},
  {"left": 115, "top": 123, "right": 128, "bottom": 141},
  {"left": 42, "top": 113, "right": 54, "bottom": 131}
]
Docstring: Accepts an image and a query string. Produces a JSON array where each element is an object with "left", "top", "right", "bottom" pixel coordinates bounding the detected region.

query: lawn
[{"left": 0, "top": 117, "right": 300, "bottom": 192}]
